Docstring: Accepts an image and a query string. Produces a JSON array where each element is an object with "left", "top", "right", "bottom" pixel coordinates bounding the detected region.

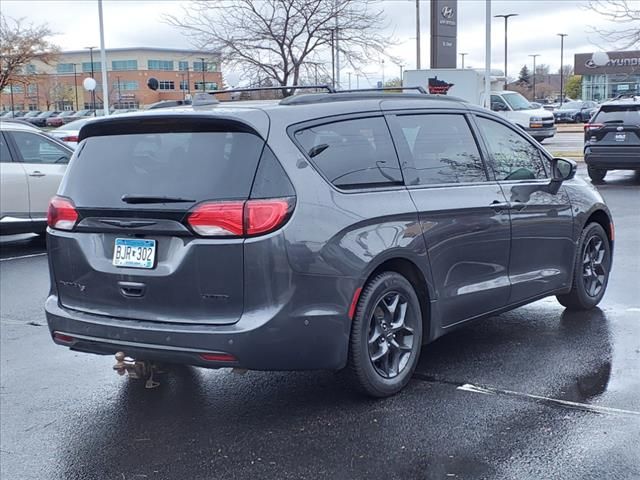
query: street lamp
[
  {"left": 529, "top": 54, "right": 540, "bottom": 100},
  {"left": 415, "top": 0, "right": 421, "bottom": 69},
  {"left": 558, "top": 33, "right": 568, "bottom": 106},
  {"left": 459, "top": 53, "right": 468, "bottom": 69},
  {"left": 399, "top": 64, "right": 404, "bottom": 86},
  {"left": 72, "top": 64, "right": 79, "bottom": 111},
  {"left": 494, "top": 13, "right": 518, "bottom": 89},
  {"left": 85, "top": 46, "right": 97, "bottom": 115},
  {"left": 381, "top": 59, "right": 385, "bottom": 86}
]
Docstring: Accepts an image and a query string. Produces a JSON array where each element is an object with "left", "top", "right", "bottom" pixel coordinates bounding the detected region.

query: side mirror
[
  {"left": 551, "top": 157, "right": 577, "bottom": 182},
  {"left": 491, "top": 102, "right": 508, "bottom": 112}
]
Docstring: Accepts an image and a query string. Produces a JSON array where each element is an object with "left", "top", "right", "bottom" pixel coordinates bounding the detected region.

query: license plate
[
  {"left": 615, "top": 133, "right": 626, "bottom": 142},
  {"left": 113, "top": 238, "right": 156, "bottom": 269}
]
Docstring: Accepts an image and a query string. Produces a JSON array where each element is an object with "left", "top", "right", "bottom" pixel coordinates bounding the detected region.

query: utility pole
[
  {"left": 494, "top": 13, "right": 518, "bottom": 89},
  {"left": 73, "top": 63, "right": 79, "bottom": 111},
  {"left": 459, "top": 53, "right": 468, "bottom": 69},
  {"left": 415, "top": 0, "right": 421, "bottom": 69},
  {"left": 529, "top": 54, "right": 540, "bottom": 100},
  {"left": 558, "top": 33, "right": 568, "bottom": 105},
  {"left": 85, "top": 46, "right": 97, "bottom": 114}
]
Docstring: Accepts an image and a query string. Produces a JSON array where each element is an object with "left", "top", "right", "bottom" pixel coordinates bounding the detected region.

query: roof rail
[
  {"left": 279, "top": 90, "right": 466, "bottom": 106},
  {"left": 336, "top": 86, "right": 427, "bottom": 94},
  {"left": 207, "top": 84, "right": 335, "bottom": 96}
]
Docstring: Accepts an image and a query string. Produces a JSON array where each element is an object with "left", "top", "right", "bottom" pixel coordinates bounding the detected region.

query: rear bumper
[
  {"left": 584, "top": 148, "right": 640, "bottom": 170},
  {"left": 45, "top": 295, "right": 351, "bottom": 371},
  {"left": 525, "top": 126, "right": 556, "bottom": 139}
]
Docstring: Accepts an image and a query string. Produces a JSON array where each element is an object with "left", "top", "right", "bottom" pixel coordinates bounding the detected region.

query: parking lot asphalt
[{"left": 1, "top": 167, "right": 639, "bottom": 480}]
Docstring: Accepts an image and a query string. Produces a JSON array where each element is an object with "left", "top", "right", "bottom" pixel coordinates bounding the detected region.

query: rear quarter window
[{"left": 294, "top": 116, "right": 402, "bottom": 189}]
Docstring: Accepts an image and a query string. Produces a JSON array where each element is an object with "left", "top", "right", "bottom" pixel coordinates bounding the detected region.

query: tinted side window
[
  {"left": 295, "top": 117, "right": 402, "bottom": 189},
  {"left": 0, "top": 133, "right": 12, "bottom": 163},
  {"left": 11, "top": 131, "right": 71, "bottom": 164},
  {"left": 250, "top": 145, "right": 295, "bottom": 199},
  {"left": 394, "top": 114, "right": 487, "bottom": 185},
  {"left": 476, "top": 117, "right": 547, "bottom": 180}
]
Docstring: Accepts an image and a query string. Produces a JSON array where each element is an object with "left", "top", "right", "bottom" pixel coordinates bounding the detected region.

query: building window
[
  {"left": 194, "top": 81, "right": 218, "bottom": 91},
  {"left": 82, "top": 62, "right": 101, "bottom": 73},
  {"left": 27, "top": 84, "right": 37, "bottom": 94},
  {"left": 178, "top": 61, "right": 189, "bottom": 71},
  {"left": 25, "top": 64, "right": 37, "bottom": 74},
  {"left": 180, "top": 80, "right": 189, "bottom": 91},
  {"left": 28, "top": 103, "right": 38, "bottom": 111},
  {"left": 112, "top": 60, "right": 138, "bottom": 71},
  {"left": 113, "top": 80, "right": 139, "bottom": 91},
  {"left": 113, "top": 100, "right": 140, "bottom": 110},
  {"left": 57, "top": 63, "right": 75, "bottom": 74},
  {"left": 84, "top": 102, "right": 104, "bottom": 110},
  {"left": 5, "top": 85, "right": 24, "bottom": 93},
  {"left": 193, "top": 61, "right": 218, "bottom": 72},
  {"left": 148, "top": 59, "right": 174, "bottom": 71},
  {"left": 159, "top": 80, "right": 175, "bottom": 90}
]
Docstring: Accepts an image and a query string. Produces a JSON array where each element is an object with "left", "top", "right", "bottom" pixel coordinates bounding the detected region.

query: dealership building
[
  {"left": 575, "top": 50, "right": 640, "bottom": 101},
  {"left": 1, "top": 47, "right": 222, "bottom": 111}
]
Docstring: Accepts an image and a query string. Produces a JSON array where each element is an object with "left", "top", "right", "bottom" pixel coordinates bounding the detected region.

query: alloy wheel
[{"left": 582, "top": 235, "right": 608, "bottom": 297}]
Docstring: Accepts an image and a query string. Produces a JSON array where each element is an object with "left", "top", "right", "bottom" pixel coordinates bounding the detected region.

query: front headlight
[{"left": 530, "top": 116, "right": 543, "bottom": 122}]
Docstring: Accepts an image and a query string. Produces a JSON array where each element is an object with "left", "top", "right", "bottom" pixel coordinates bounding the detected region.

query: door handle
[
  {"left": 510, "top": 201, "right": 526, "bottom": 211},
  {"left": 28, "top": 171, "right": 46, "bottom": 177},
  {"left": 490, "top": 201, "right": 510, "bottom": 213}
]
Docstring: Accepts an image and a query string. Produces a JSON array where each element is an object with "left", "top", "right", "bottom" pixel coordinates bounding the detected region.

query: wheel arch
[
  {"left": 584, "top": 208, "right": 614, "bottom": 252},
  {"left": 363, "top": 257, "right": 433, "bottom": 343}
]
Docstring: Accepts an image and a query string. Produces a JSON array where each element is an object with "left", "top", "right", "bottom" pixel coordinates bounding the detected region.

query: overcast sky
[{"left": 2, "top": 0, "right": 623, "bottom": 87}]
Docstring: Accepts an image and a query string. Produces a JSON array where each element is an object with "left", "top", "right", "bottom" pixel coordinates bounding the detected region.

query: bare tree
[
  {"left": 0, "top": 15, "right": 58, "bottom": 92},
  {"left": 558, "top": 65, "right": 574, "bottom": 76},
  {"left": 164, "top": 0, "right": 397, "bottom": 92},
  {"left": 587, "top": 0, "right": 640, "bottom": 48}
]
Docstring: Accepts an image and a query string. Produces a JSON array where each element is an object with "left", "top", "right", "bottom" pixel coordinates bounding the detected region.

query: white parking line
[
  {"left": 457, "top": 383, "right": 640, "bottom": 418},
  {"left": 0, "top": 252, "right": 47, "bottom": 262}
]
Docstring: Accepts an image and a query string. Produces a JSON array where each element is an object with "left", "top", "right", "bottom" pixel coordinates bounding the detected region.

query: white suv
[{"left": 1, "top": 121, "right": 73, "bottom": 235}]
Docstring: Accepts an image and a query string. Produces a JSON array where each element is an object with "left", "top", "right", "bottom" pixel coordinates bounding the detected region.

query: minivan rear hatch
[{"left": 50, "top": 115, "right": 267, "bottom": 325}]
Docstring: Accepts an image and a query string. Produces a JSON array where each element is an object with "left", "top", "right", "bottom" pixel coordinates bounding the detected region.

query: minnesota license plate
[
  {"left": 615, "top": 133, "right": 626, "bottom": 142},
  {"left": 113, "top": 238, "right": 156, "bottom": 269}
]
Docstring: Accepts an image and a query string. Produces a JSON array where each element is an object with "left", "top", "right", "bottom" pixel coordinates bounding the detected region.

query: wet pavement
[
  {"left": 1, "top": 169, "right": 639, "bottom": 480},
  {"left": 544, "top": 131, "right": 583, "bottom": 153}
]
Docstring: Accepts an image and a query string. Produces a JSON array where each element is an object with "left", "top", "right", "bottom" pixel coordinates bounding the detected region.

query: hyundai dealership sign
[{"left": 575, "top": 51, "right": 640, "bottom": 75}]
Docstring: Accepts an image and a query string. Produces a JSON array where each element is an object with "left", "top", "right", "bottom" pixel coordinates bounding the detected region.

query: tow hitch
[{"left": 113, "top": 351, "right": 162, "bottom": 389}]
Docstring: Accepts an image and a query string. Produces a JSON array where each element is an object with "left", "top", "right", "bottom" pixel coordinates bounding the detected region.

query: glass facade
[
  {"left": 193, "top": 61, "right": 218, "bottom": 72},
  {"left": 582, "top": 74, "right": 640, "bottom": 101},
  {"left": 82, "top": 62, "right": 102, "bottom": 73},
  {"left": 178, "top": 61, "right": 189, "bottom": 71},
  {"left": 57, "top": 63, "right": 75, "bottom": 74},
  {"left": 148, "top": 59, "right": 174, "bottom": 71},
  {"left": 194, "top": 81, "right": 218, "bottom": 91},
  {"left": 113, "top": 81, "right": 139, "bottom": 91}
]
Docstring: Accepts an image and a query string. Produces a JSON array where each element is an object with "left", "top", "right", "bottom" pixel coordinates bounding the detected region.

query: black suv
[
  {"left": 584, "top": 96, "right": 640, "bottom": 182},
  {"left": 45, "top": 89, "right": 614, "bottom": 397}
]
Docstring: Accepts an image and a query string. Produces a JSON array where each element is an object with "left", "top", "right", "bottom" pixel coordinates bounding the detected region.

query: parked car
[
  {"left": 584, "top": 96, "right": 640, "bottom": 182},
  {"left": 46, "top": 111, "right": 76, "bottom": 127},
  {"left": 554, "top": 101, "right": 598, "bottom": 123},
  {"left": 28, "top": 111, "right": 61, "bottom": 127},
  {"left": 45, "top": 91, "right": 613, "bottom": 397},
  {"left": 61, "top": 109, "right": 95, "bottom": 124},
  {"left": 1, "top": 110, "right": 27, "bottom": 118},
  {"left": 49, "top": 117, "right": 97, "bottom": 148},
  {"left": 21, "top": 110, "right": 42, "bottom": 120},
  {"left": 0, "top": 121, "right": 73, "bottom": 235}
]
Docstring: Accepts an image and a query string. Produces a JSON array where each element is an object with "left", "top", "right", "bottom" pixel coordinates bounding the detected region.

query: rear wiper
[{"left": 121, "top": 194, "right": 195, "bottom": 204}]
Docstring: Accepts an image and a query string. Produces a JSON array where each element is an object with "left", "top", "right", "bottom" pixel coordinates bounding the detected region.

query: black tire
[
  {"left": 588, "top": 167, "right": 607, "bottom": 183},
  {"left": 557, "top": 223, "right": 611, "bottom": 310},
  {"left": 346, "top": 272, "right": 423, "bottom": 398}
]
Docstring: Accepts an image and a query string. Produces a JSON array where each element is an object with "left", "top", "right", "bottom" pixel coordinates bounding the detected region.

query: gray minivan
[{"left": 45, "top": 91, "right": 613, "bottom": 397}]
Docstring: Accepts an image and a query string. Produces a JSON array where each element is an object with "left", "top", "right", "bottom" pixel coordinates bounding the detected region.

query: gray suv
[{"left": 45, "top": 91, "right": 614, "bottom": 397}]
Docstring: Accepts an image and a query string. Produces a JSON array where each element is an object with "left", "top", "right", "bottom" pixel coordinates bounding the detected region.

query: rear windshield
[
  {"left": 592, "top": 105, "right": 640, "bottom": 124},
  {"left": 60, "top": 131, "right": 264, "bottom": 209}
]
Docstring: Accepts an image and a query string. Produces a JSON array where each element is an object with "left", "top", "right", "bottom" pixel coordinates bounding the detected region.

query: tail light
[
  {"left": 61, "top": 135, "right": 79, "bottom": 143},
  {"left": 187, "top": 198, "right": 294, "bottom": 238},
  {"left": 47, "top": 196, "right": 78, "bottom": 231},
  {"left": 584, "top": 123, "right": 604, "bottom": 132}
]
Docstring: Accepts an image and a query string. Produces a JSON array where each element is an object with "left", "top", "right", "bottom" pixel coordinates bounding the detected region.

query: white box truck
[{"left": 403, "top": 69, "right": 556, "bottom": 142}]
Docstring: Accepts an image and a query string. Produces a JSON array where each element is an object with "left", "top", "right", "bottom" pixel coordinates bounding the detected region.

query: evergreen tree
[{"left": 518, "top": 65, "right": 531, "bottom": 85}]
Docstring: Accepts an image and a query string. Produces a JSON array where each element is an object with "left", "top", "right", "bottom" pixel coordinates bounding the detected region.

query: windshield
[
  {"left": 560, "top": 101, "right": 582, "bottom": 110},
  {"left": 502, "top": 93, "right": 534, "bottom": 111}
]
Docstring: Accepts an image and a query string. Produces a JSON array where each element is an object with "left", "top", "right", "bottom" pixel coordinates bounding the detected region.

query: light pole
[
  {"left": 85, "top": 46, "right": 97, "bottom": 114},
  {"left": 116, "top": 76, "right": 122, "bottom": 109},
  {"left": 558, "top": 33, "right": 568, "bottom": 105},
  {"left": 494, "top": 13, "right": 518, "bottom": 89},
  {"left": 529, "top": 54, "right": 540, "bottom": 100},
  {"left": 399, "top": 64, "right": 404, "bottom": 86},
  {"left": 381, "top": 59, "right": 385, "bottom": 86},
  {"left": 199, "top": 57, "right": 206, "bottom": 92},
  {"left": 72, "top": 63, "right": 79, "bottom": 111},
  {"left": 459, "top": 53, "right": 468, "bottom": 69},
  {"left": 348, "top": 72, "right": 352, "bottom": 90},
  {"left": 415, "top": 0, "right": 421, "bottom": 69}
]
